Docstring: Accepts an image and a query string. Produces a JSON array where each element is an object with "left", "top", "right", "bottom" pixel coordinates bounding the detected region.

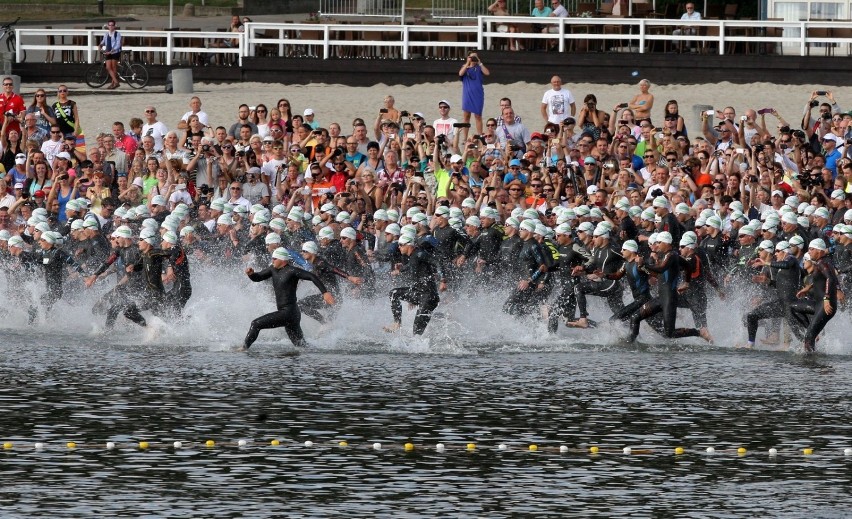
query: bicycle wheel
[
  {"left": 84, "top": 62, "right": 109, "bottom": 88},
  {"left": 125, "top": 63, "right": 149, "bottom": 89},
  {"left": 6, "top": 36, "right": 25, "bottom": 62}
]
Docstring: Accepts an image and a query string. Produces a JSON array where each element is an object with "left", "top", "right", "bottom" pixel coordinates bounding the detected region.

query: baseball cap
[
  {"left": 438, "top": 99, "right": 451, "bottom": 108},
  {"left": 14, "top": 154, "right": 25, "bottom": 164},
  {"left": 303, "top": 108, "right": 314, "bottom": 116}
]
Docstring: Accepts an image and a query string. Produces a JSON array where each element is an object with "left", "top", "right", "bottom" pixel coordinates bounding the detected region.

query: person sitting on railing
[
  {"left": 488, "top": 0, "right": 520, "bottom": 51},
  {"left": 543, "top": 0, "right": 568, "bottom": 50},
  {"left": 672, "top": 2, "right": 701, "bottom": 53},
  {"left": 209, "top": 15, "right": 242, "bottom": 65},
  {"left": 99, "top": 20, "right": 122, "bottom": 90}
]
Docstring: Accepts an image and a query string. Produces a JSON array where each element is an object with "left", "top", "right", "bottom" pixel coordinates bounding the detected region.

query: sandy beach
[{"left": 27, "top": 80, "right": 852, "bottom": 140}]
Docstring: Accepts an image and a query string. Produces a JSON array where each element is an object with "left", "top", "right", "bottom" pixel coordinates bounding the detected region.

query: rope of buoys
[{"left": 2, "top": 440, "right": 851, "bottom": 457}]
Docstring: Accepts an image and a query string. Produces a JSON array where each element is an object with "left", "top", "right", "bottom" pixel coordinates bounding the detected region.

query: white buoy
[
  {"left": 373, "top": 442, "right": 381, "bottom": 451},
  {"left": 435, "top": 443, "right": 445, "bottom": 452},
  {"left": 106, "top": 442, "right": 116, "bottom": 450},
  {"left": 173, "top": 441, "right": 182, "bottom": 449},
  {"left": 34, "top": 442, "right": 45, "bottom": 451},
  {"left": 768, "top": 448, "right": 778, "bottom": 456},
  {"left": 238, "top": 439, "right": 247, "bottom": 447},
  {"left": 559, "top": 445, "right": 569, "bottom": 453},
  {"left": 304, "top": 441, "right": 314, "bottom": 448},
  {"left": 706, "top": 447, "right": 715, "bottom": 454},
  {"left": 623, "top": 447, "right": 632, "bottom": 455},
  {"left": 844, "top": 448, "right": 852, "bottom": 456},
  {"left": 498, "top": 444, "right": 507, "bottom": 450}
]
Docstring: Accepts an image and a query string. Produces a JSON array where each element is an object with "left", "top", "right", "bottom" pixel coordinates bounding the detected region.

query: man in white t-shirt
[
  {"left": 433, "top": 99, "right": 457, "bottom": 138},
  {"left": 141, "top": 106, "right": 169, "bottom": 151},
  {"left": 540, "top": 75, "right": 576, "bottom": 124},
  {"left": 177, "top": 96, "right": 209, "bottom": 130},
  {"left": 673, "top": 1, "right": 702, "bottom": 51}
]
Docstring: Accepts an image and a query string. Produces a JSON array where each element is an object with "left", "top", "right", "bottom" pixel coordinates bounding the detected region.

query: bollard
[
  {"left": 183, "top": 3, "right": 195, "bottom": 17},
  {"left": 692, "top": 104, "right": 713, "bottom": 138},
  {"left": 170, "top": 69, "right": 194, "bottom": 94}
]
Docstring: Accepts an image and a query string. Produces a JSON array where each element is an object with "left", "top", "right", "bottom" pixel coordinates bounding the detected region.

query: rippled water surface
[{"left": 2, "top": 327, "right": 851, "bottom": 517}]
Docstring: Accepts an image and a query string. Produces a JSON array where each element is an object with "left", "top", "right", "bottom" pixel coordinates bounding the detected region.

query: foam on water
[{"left": 2, "top": 263, "right": 850, "bottom": 357}]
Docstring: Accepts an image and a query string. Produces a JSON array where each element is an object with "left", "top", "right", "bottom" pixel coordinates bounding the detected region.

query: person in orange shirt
[{"left": 524, "top": 177, "right": 547, "bottom": 211}]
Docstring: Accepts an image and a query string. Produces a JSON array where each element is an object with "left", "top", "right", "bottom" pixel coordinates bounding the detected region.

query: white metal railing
[
  {"left": 318, "top": 0, "right": 405, "bottom": 19},
  {"left": 15, "top": 28, "right": 243, "bottom": 66},
  {"left": 14, "top": 18, "right": 852, "bottom": 65}
]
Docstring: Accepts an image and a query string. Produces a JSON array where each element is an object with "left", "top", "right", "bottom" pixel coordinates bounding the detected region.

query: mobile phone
[
  {"left": 406, "top": 133, "right": 415, "bottom": 139},
  {"left": 740, "top": 115, "right": 748, "bottom": 121},
  {"left": 656, "top": 132, "right": 664, "bottom": 139},
  {"left": 249, "top": 106, "right": 256, "bottom": 111},
  {"left": 380, "top": 108, "right": 388, "bottom": 114},
  {"left": 618, "top": 103, "right": 628, "bottom": 109},
  {"left": 487, "top": 144, "right": 495, "bottom": 150},
  {"left": 705, "top": 110, "right": 715, "bottom": 116},
  {"left": 757, "top": 108, "right": 773, "bottom": 115},
  {"left": 550, "top": 138, "right": 559, "bottom": 145},
  {"left": 816, "top": 90, "right": 827, "bottom": 96},
  {"left": 618, "top": 119, "right": 628, "bottom": 125},
  {"left": 400, "top": 110, "right": 409, "bottom": 117},
  {"left": 735, "top": 148, "right": 744, "bottom": 154},
  {"left": 452, "top": 122, "right": 472, "bottom": 128}
]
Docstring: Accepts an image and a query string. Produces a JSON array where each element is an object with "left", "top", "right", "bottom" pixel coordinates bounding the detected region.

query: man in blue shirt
[
  {"left": 503, "top": 158, "right": 528, "bottom": 185},
  {"left": 822, "top": 133, "right": 843, "bottom": 179}
]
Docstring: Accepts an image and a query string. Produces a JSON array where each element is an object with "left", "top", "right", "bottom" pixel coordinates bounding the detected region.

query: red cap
[
  {"left": 34, "top": 190, "right": 46, "bottom": 198},
  {"left": 530, "top": 132, "right": 545, "bottom": 141}
]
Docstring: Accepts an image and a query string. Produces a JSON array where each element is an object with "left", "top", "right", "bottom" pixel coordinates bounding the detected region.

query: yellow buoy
[
  {"left": 404, "top": 443, "right": 415, "bottom": 451},
  {"left": 737, "top": 447, "right": 747, "bottom": 455},
  {"left": 139, "top": 441, "right": 149, "bottom": 449},
  {"left": 466, "top": 443, "right": 476, "bottom": 450},
  {"left": 338, "top": 441, "right": 348, "bottom": 447},
  {"left": 803, "top": 448, "right": 813, "bottom": 455},
  {"left": 270, "top": 439, "right": 280, "bottom": 446},
  {"left": 205, "top": 440, "right": 215, "bottom": 447},
  {"left": 2, "top": 442, "right": 12, "bottom": 450},
  {"left": 589, "top": 446, "right": 599, "bottom": 454},
  {"left": 674, "top": 447, "right": 685, "bottom": 455},
  {"left": 66, "top": 442, "right": 76, "bottom": 449},
  {"left": 529, "top": 444, "right": 538, "bottom": 452}
]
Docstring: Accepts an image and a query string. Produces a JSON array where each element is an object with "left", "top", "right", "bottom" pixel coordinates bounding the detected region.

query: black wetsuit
[
  {"left": 389, "top": 246, "right": 443, "bottom": 335},
  {"left": 608, "top": 259, "right": 652, "bottom": 324},
  {"left": 629, "top": 249, "right": 701, "bottom": 341},
  {"left": 166, "top": 244, "right": 192, "bottom": 316},
  {"left": 499, "top": 234, "right": 524, "bottom": 285},
  {"left": 300, "top": 256, "right": 350, "bottom": 324},
  {"left": 547, "top": 239, "right": 590, "bottom": 332},
  {"left": 105, "top": 248, "right": 170, "bottom": 329},
  {"left": 462, "top": 224, "right": 503, "bottom": 278},
  {"left": 789, "top": 257, "right": 839, "bottom": 352},
  {"left": 243, "top": 264, "right": 329, "bottom": 349},
  {"left": 745, "top": 253, "right": 800, "bottom": 343},
  {"left": 677, "top": 247, "right": 717, "bottom": 329},
  {"left": 36, "top": 245, "right": 85, "bottom": 312},
  {"left": 503, "top": 237, "right": 552, "bottom": 317},
  {"left": 574, "top": 242, "right": 624, "bottom": 320}
]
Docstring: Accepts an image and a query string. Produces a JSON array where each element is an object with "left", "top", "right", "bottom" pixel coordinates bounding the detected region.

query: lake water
[{"left": 1, "top": 276, "right": 851, "bottom": 517}]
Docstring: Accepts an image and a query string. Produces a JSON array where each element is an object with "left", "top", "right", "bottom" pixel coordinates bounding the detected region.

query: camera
[
  {"left": 792, "top": 129, "right": 806, "bottom": 140},
  {"left": 749, "top": 175, "right": 758, "bottom": 183},
  {"left": 380, "top": 108, "right": 388, "bottom": 114},
  {"left": 400, "top": 110, "right": 409, "bottom": 117},
  {"left": 651, "top": 188, "right": 664, "bottom": 197},
  {"left": 333, "top": 146, "right": 344, "bottom": 157},
  {"left": 200, "top": 185, "right": 210, "bottom": 195},
  {"left": 618, "top": 103, "right": 628, "bottom": 109},
  {"left": 754, "top": 144, "right": 765, "bottom": 153},
  {"left": 436, "top": 135, "right": 446, "bottom": 146},
  {"left": 780, "top": 125, "right": 791, "bottom": 133},
  {"left": 236, "top": 150, "right": 245, "bottom": 157},
  {"left": 509, "top": 144, "right": 521, "bottom": 152},
  {"left": 469, "top": 56, "right": 479, "bottom": 63},
  {"left": 201, "top": 144, "right": 211, "bottom": 152},
  {"left": 810, "top": 100, "right": 819, "bottom": 108},
  {"left": 4, "top": 110, "right": 13, "bottom": 117},
  {"left": 800, "top": 171, "right": 823, "bottom": 188},
  {"left": 816, "top": 90, "right": 827, "bottom": 96}
]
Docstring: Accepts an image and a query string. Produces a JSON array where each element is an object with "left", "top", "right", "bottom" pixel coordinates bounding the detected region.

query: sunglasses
[
  {"left": 145, "top": 110, "right": 156, "bottom": 113},
  {"left": 51, "top": 131, "right": 62, "bottom": 134},
  {"left": 58, "top": 89, "right": 68, "bottom": 93},
  {"left": 257, "top": 109, "right": 267, "bottom": 113},
  {"left": 508, "top": 188, "right": 522, "bottom": 192},
  {"left": 222, "top": 145, "right": 233, "bottom": 149},
  {"left": 2, "top": 83, "right": 12, "bottom": 87},
  {"left": 35, "top": 94, "right": 45, "bottom": 98},
  {"left": 272, "top": 146, "right": 283, "bottom": 149},
  {"left": 289, "top": 148, "right": 300, "bottom": 153},
  {"left": 230, "top": 187, "right": 241, "bottom": 191},
  {"left": 530, "top": 184, "right": 542, "bottom": 188}
]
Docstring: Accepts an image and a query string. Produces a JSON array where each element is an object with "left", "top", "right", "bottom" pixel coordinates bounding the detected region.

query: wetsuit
[
  {"left": 166, "top": 244, "right": 192, "bottom": 316},
  {"left": 321, "top": 239, "right": 347, "bottom": 270},
  {"left": 243, "top": 264, "right": 329, "bottom": 349},
  {"left": 105, "top": 248, "right": 170, "bottom": 329},
  {"left": 608, "top": 259, "right": 652, "bottom": 324},
  {"left": 434, "top": 224, "right": 468, "bottom": 287},
  {"left": 629, "top": 249, "right": 701, "bottom": 341},
  {"left": 502, "top": 237, "right": 552, "bottom": 317},
  {"left": 574, "top": 242, "right": 624, "bottom": 320},
  {"left": 389, "top": 246, "right": 444, "bottom": 335},
  {"left": 36, "top": 245, "right": 86, "bottom": 312},
  {"left": 677, "top": 247, "right": 717, "bottom": 329},
  {"left": 90, "top": 245, "right": 142, "bottom": 315},
  {"left": 300, "top": 256, "right": 350, "bottom": 324},
  {"left": 745, "top": 253, "right": 800, "bottom": 343},
  {"left": 789, "top": 257, "right": 839, "bottom": 352},
  {"left": 499, "top": 233, "right": 524, "bottom": 287},
  {"left": 461, "top": 224, "right": 503, "bottom": 279},
  {"left": 547, "top": 238, "right": 590, "bottom": 332},
  {"left": 343, "top": 244, "right": 375, "bottom": 297}
]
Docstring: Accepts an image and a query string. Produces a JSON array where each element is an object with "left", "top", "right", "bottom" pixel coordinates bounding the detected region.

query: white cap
[
  {"left": 705, "top": 215, "right": 722, "bottom": 230},
  {"left": 519, "top": 220, "right": 536, "bottom": 233},
  {"left": 405, "top": 206, "right": 422, "bottom": 218},
  {"left": 479, "top": 207, "right": 498, "bottom": 220},
  {"left": 680, "top": 231, "right": 697, "bottom": 248},
  {"left": 318, "top": 226, "right": 336, "bottom": 241},
  {"left": 55, "top": 151, "right": 72, "bottom": 161},
  {"left": 465, "top": 216, "right": 481, "bottom": 228},
  {"left": 789, "top": 235, "right": 805, "bottom": 248},
  {"left": 775, "top": 240, "right": 791, "bottom": 252},
  {"left": 652, "top": 196, "right": 669, "bottom": 209},
  {"left": 386, "top": 209, "right": 400, "bottom": 221},
  {"left": 335, "top": 211, "right": 351, "bottom": 223},
  {"left": 615, "top": 198, "right": 630, "bottom": 211},
  {"left": 439, "top": 99, "right": 451, "bottom": 108},
  {"left": 217, "top": 214, "right": 233, "bottom": 226},
  {"left": 761, "top": 220, "right": 777, "bottom": 232},
  {"left": 587, "top": 185, "right": 599, "bottom": 195},
  {"left": 8, "top": 236, "right": 24, "bottom": 248},
  {"left": 450, "top": 154, "right": 464, "bottom": 164},
  {"left": 340, "top": 227, "right": 357, "bottom": 240},
  {"left": 132, "top": 177, "right": 145, "bottom": 188},
  {"left": 589, "top": 207, "right": 603, "bottom": 220},
  {"left": 303, "top": 108, "right": 314, "bottom": 116},
  {"left": 797, "top": 216, "right": 810, "bottom": 228},
  {"left": 253, "top": 213, "right": 270, "bottom": 225},
  {"left": 758, "top": 239, "right": 775, "bottom": 252},
  {"left": 82, "top": 219, "right": 99, "bottom": 229},
  {"left": 803, "top": 252, "right": 812, "bottom": 262},
  {"left": 813, "top": 207, "right": 830, "bottom": 220},
  {"left": 162, "top": 231, "right": 178, "bottom": 244},
  {"left": 40, "top": 231, "right": 57, "bottom": 244},
  {"left": 412, "top": 213, "right": 428, "bottom": 225},
  {"left": 505, "top": 216, "right": 520, "bottom": 229},
  {"left": 272, "top": 204, "right": 287, "bottom": 216},
  {"left": 592, "top": 224, "right": 609, "bottom": 237},
  {"left": 534, "top": 223, "right": 549, "bottom": 236},
  {"left": 675, "top": 203, "right": 690, "bottom": 215},
  {"left": 657, "top": 231, "right": 673, "bottom": 244},
  {"left": 640, "top": 208, "right": 656, "bottom": 222},
  {"left": 398, "top": 235, "right": 414, "bottom": 246},
  {"left": 461, "top": 197, "right": 477, "bottom": 209},
  {"left": 272, "top": 247, "right": 292, "bottom": 261},
  {"left": 70, "top": 219, "right": 85, "bottom": 231},
  {"left": 180, "top": 226, "right": 195, "bottom": 237},
  {"left": 844, "top": 209, "right": 852, "bottom": 221},
  {"left": 301, "top": 241, "right": 319, "bottom": 255},
  {"left": 738, "top": 226, "right": 755, "bottom": 237},
  {"left": 373, "top": 209, "right": 388, "bottom": 221},
  {"left": 785, "top": 195, "right": 800, "bottom": 208},
  {"left": 139, "top": 228, "right": 158, "bottom": 243},
  {"left": 808, "top": 238, "right": 827, "bottom": 251},
  {"left": 264, "top": 233, "right": 281, "bottom": 245},
  {"left": 621, "top": 240, "right": 639, "bottom": 253},
  {"left": 142, "top": 218, "right": 159, "bottom": 230},
  {"left": 577, "top": 221, "right": 595, "bottom": 234},
  {"left": 781, "top": 212, "right": 798, "bottom": 225},
  {"left": 822, "top": 132, "right": 840, "bottom": 144},
  {"left": 385, "top": 223, "right": 401, "bottom": 236},
  {"left": 555, "top": 223, "right": 572, "bottom": 235},
  {"left": 270, "top": 218, "right": 287, "bottom": 232},
  {"left": 14, "top": 154, "right": 26, "bottom": 165},
  {"left": 150, "top": 195, "right": 166, "bottom": 206}
]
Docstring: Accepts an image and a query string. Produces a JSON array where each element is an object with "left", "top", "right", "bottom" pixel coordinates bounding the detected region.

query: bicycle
[
  {"left": 84, "top": 52, "right": 149, "bottom": 89},
  {"left": 0, "top": 17, "right": 25, "bottom": 63}
]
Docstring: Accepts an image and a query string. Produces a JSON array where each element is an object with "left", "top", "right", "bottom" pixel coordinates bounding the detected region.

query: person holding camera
[
  {"left": 459, "top": 51, "right": 489, "bottom": 143},
  {"left": 1, "top": 77, "right": 24, "bottom": 139}
]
